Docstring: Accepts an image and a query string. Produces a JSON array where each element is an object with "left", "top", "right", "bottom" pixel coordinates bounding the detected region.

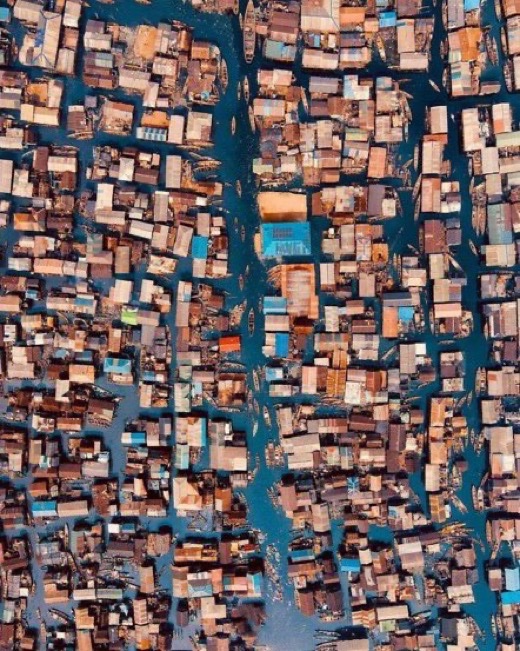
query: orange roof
[
  {"left": 382, "top": 306, "right": 398, "bottom": 338},
  {"left": 219, "top": 335, "right": 241, "bottom": 352},
  {"left": 368, "top": 146, "right": 387, "bottom": 179},
  {"left": 339, "top": 7, "right": 366, "bottom": 27},
  {"left": 457, "top": 27, "right": 481, "bottom": 61}
]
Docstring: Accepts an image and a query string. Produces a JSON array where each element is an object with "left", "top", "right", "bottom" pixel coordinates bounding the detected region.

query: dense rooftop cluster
[{"left": 0, "top": 0, "right": 519, "bottom": 650}]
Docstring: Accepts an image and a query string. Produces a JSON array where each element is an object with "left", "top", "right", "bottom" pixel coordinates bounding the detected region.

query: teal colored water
[{"left": 1, "top": 0, "right": 516, "bottom": 649}]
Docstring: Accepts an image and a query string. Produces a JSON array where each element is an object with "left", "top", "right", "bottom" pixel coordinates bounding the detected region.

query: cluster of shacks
[
  {"left": 0, "top": 0, "right": 520, "bottom": 649},
  {"left": 0, "top": 0, "right": 268, "bottom": 650}
]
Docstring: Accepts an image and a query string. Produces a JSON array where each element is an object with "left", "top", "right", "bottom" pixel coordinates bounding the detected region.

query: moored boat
[
  {"left": 374, "top": 33, "right": 386, "bottom": 61},
  {"left": 243, "top": 0, "right": 256, "bottom": 64},
  {"left": 220, "top": 57, "right": 228, "bottom": 93},
  {"left": 300, "top": 87, "right": 308, "bottom": 113},
  {"left": 243, "top": 76, "right": 250, "bottom": 102},
  {"left": 248, "top": 308, "right": 255, "bottom": 335},
  {"left": 248, "top": 106, "right": 256, "bottom": 132}
]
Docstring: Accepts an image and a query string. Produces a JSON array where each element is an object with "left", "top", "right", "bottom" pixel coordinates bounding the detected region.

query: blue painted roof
[
  {"left": 379, "top": 11, "right": 397, "bottom": 28},
  {"left": 32, "top": 501, "right": 57, "bottom": 514},
  {"left": 290, "top": 548, "right": 315, "bottom": 562},
  {"left": 502, "top": 590, "right": 520, "bottom": 605},
  {"left": 125, "top": 431, "right": 146, "bottom": 446},
  {"left": 340, "top": 558, "right": 361, "bottom": 573},
  {"left": 275, "top": 333, "right": 290, "bottom": 357},
  {"left": 505, "top": 567, "right": 520, "bottom": 592},
  {"left": 248, "top": 572, "right": 263, "bottom": 594},
  {"left": 75, "top": 296, "right": 95, "bottom": 309},
  {"left": 264, "top": 296, "right": 287, "bottom": 314},
  {"left": 265, "top": 367, "right": 283, "bottom": 383},
  {"left": 398, "top": 306, "right": 414, "bottom": 322},
  {"left": 188, "top": 582, "right": 213, "bottom": 598},
  {"left": 262, "top": 222, "right": 312, "bottom": 258},
  {"left": 192, "top": 235, "right": 209, "bottom": 260},
  {"left": 104, "top": 358, "right": 132, "bottom": 374}
]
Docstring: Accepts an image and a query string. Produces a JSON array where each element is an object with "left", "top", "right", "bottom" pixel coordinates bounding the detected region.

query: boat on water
[
  {"left": 236, "top": 180, "right": 242, "bottom": 197},
  {"left": 237, "top": 81, "right": 241, "bottom": 101},
  {"left": 484, "top": 31, "right": 499, "bottom": 66},
  {"left": 300, "top": 87, "right": 309, "bottom": 113},
  {"left": 243, "top": 76, "right": 250, "bottom": 102},
  {"left": 243, "top": 0, "right": 256, "bottom": 64},
  {"left": 248, "top": 106, "right": 256, "bottom": 132},
  {"left": 374, "top": 33, "right": 386, "bottom": 61},
  {"left": 381, "top": 345, "right": 396, "bottom": 362},
  {"left": 220, "top": 58, "right": 228, "bottom": 93},
  {"left": 241, "top": 225, "right": 245, "bottom": 242},
  {"left": 248, "top": 308, "right": 255, "bottom": 335},
  {"left": 412, "top": 173, "right": 422, "bottom": 201},
  {"left": 413, "top": 198, "right": 420, "bottom": 221},
  {"left": 263, "top": 406, "right": 271, "bottom": 428},
  {"left": 451, "top": 493, "right": 468, "bottom": 514},
  {"left": 239, "top": 274, "right": 244, "bottom": 290},
  {"left": 231, "top": 116, "right": 236, "bottom": 135},
  {"left": 429, "top": 79, "right": 441, "bottom": 92}
]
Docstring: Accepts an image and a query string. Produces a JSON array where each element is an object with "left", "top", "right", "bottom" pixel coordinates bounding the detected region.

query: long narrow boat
[
  {"left": 263, "top": 406, "right": 271, "bottom": 428},
  {"left": 248, "top": 308, "right": 255, "bottom": 335},
  {"left": 220, "top": 58, "right": 228, "bottom": 93},
  {"left": 243, "top": 0, "right": 256, "bottom": 64},
  {"left": 248, "top": 106, "right": 256, "bottom": 132},
  {"left": 243, "top": 76, "right": 250, "bottom": 103}
]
